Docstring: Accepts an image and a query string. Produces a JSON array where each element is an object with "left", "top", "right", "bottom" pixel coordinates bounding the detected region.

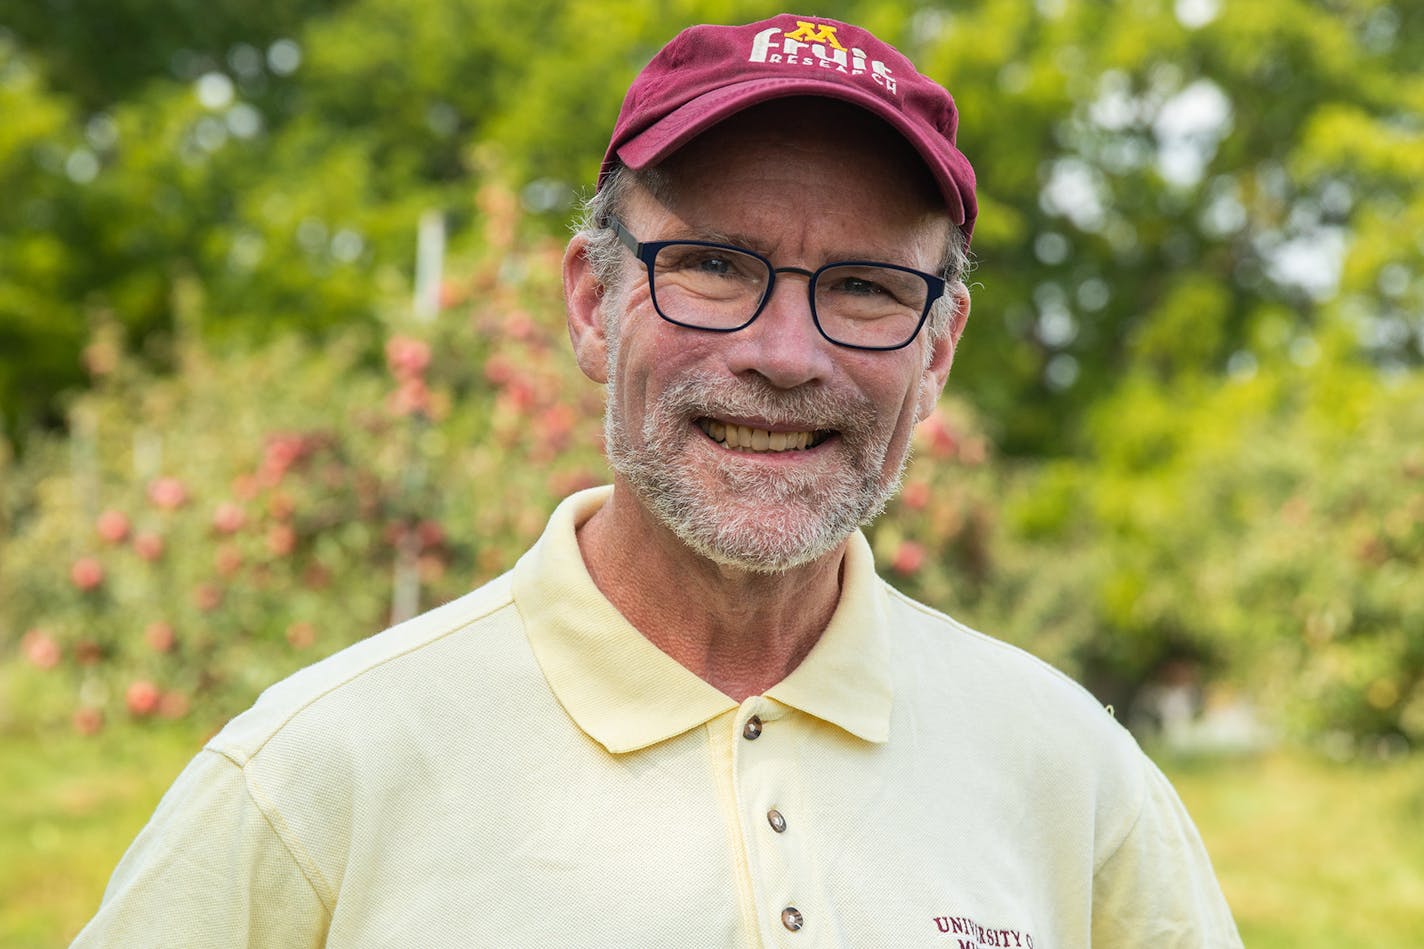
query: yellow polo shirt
[{"left": 74, "top": 487, "right": 1240, "bottom": 947}]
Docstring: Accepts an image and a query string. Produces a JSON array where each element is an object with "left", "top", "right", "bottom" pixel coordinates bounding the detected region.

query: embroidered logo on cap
[
  {"left": 747, "top": 20, "right": 897, "bottom": 94},
  {"left": 783, "top": 20, "right": 846, "bottom": 49}
]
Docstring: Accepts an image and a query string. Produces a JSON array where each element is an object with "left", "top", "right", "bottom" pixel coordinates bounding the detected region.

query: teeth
[{"left": 699, "top": 420, "right": 819, "bottom": 453}]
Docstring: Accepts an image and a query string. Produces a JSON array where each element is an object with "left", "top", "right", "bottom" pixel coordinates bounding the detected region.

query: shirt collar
[{"left": 513, "top": 486, "right": 894, "bottom": 754}]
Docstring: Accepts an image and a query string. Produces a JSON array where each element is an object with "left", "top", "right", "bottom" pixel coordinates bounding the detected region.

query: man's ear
[
  {"left": 563, "top": 233, "right": 609, "bottom": 384},
  {"left": 916, "top": 283, "right": 970, "bottom": 422}
]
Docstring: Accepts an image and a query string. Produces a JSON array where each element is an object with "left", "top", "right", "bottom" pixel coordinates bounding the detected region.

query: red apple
[
  {"left": 891, "top": 540, "right": 927, "bottom": 576},
  {"left": 21, "top": 629, "right": 61, "bottom": 669},
  {"left": 901, "top": 481, "right": 931, "bottom": 510},
  {"left": 96, "top": 509, "right": 131, "bottom": 544},
  {"left": 193, "top": 583, "right": 223, "bottom": 612},
  {"left": 915, "top": 411, "right": 958, "bottom": 459},
  {"left": 385, "top": 336, "right": 431, "bottom": 379},
  {"left": 133, "top": 531, "right": 165, "bottom": 561},
  {"left": 147, "top": 476, "right": 189, "bottom": 510},
  {"left": 214, "top": 543, "right": 243, "bottom": 577},
  {"left": 212, "top": 501, "right": 246, "bottom": 534},
  {"left": 286, "top": 621, "right": 316, "bottom": 649},
  {"left": 74, "top": 639, "right": 104, "bottom": 665},
  {"left": 70, "top": 556, "right": 105, "bottom": 591},
  {"left": 73, "top": 707, "right": 104, "bottom": 735},
  {"left": 266, "top": 523, "right": 297, "bottom": 557},
  {"left": 158, "top": 690, "right": 190, "bottom": 720},
  {"left": 144, "top": 621, "right": 176, "bottom": 653},
  {"left": 126, "top": 680, "right": 161, "bottom": 717}
]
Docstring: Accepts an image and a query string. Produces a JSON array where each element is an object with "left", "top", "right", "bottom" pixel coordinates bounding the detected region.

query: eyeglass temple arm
[{"left": 600, "top": 215, "right": 641, "bottom": 256}]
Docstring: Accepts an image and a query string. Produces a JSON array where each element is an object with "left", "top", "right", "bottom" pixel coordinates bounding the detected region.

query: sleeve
[
  {"left": 1091, "top": 755, "right": 1244, "bottom": 948},
  {"left": 70, "top": 748, "right": 330, "bottom": 949}
]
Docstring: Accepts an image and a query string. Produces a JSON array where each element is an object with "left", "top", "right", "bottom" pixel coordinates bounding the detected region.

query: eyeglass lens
[{"left": 651, "top": 244, "right": 929, "bottom": 349}]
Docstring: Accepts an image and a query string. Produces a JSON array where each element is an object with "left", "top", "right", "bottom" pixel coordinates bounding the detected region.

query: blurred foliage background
[
  {"left": 4, "top": 0, "right": 1420, "bottom": 745},
  {"left": 2, "top": 0, "right": 1422, "bottom": 943}
]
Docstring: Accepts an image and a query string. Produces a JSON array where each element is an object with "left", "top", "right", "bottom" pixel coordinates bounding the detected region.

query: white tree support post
[{"left": 412, "top": 209, "right": 446, "bottom": 323}]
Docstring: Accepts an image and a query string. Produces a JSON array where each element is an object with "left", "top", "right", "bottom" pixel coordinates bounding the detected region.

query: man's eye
[
  {"left": 692, "top": 254, "right": 737, "bottom": 276},
  {"left": 836, "top": 276, "right": 887, "bottom": 296},
  {"left": 660, "top": 247, "right": 756, "bottom": 279},
  {"left": 822, "top": 266, "right": 924, "bottom": 307}
]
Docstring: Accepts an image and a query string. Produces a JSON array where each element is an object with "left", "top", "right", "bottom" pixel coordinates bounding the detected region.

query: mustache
[{"left": 652, "top": 371, "right": 877, "bottom": 434}]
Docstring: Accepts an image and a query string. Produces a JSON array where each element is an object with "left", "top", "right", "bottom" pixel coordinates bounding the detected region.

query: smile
[{"left": 696, "top": 418, "right": 832, "bottom": 452}]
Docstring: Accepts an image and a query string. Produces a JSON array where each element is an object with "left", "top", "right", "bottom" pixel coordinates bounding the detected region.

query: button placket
[
  {"left": 764, "top": 795, "right": 797, "bottom": 936},
  {"left": 733, "top": 700, "right": 809, "bottom": 942}
]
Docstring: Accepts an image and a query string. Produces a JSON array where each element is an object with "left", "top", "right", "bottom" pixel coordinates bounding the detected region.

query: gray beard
[{"left": 602, "top": 361, "right": 911, "bottom": 574}]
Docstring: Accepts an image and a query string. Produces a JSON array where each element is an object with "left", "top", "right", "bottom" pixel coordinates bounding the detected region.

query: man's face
[{"left": 595, "top": 100, "right": 960, "bottom": 573}]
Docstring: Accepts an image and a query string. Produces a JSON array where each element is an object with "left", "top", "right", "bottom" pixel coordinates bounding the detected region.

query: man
[{"left": 75, "top": 14, "right": 1241, "bottom": 947}]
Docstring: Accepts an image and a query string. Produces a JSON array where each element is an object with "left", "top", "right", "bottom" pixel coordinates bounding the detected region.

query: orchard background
[{"left": 1, "top": 0, "right": 1422, "bottom": 944}]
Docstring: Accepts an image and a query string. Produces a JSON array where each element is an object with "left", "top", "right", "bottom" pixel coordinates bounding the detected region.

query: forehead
[{"left": 634, "top": 98, "right": 949, "bottom": 257}]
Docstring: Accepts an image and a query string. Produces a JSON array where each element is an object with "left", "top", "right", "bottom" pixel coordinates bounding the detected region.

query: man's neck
[{"left": 575, "top": 483, "right": 846, "bottom": 702}]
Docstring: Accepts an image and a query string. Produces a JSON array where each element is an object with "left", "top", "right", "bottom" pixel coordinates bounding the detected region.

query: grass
[
  {"left": 0, "top": 721, "right": 211, "bottom": 947},
  {"left": 1167, "top": 749, "right": 1424, "bottom": 947},
  {"left": 3, "top": 724, "right": 1422, "bottom": 947}
]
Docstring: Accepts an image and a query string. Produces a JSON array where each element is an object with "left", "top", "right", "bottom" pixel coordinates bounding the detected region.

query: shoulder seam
[
  {"left": 202, "top": 747, "right": 338, "bottom": 914},
  {"left": 883, "top": 581, "right": 1152, "bottom": 876},
  {"left": 1092, "top": 751, "right": 1152, "bottom": 875},
  {"left": 214, "top": 587, "right": 517, "bottom": 764},
  {"left": 882, "top": 582, "right": 1100, "bottom": 698}
]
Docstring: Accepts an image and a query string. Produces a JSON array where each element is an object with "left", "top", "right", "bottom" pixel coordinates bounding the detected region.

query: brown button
[
  {"left": 742, "top": 715, "right": 762, "bottom": 740},
  {"left": 767, "top": 809, "right": 787, "bottom": 833},
  {"left": 781, "top": 907, "right": 804, "bottom": 931}
]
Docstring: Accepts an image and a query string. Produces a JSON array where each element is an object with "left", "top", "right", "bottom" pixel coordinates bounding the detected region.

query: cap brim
[{"left": 612, "top": 76, "right": 970, "bottom": 228}]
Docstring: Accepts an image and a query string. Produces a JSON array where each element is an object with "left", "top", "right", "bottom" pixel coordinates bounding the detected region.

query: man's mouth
[{"left": 696, "top": 418, "right": 833, "bottom": 453}]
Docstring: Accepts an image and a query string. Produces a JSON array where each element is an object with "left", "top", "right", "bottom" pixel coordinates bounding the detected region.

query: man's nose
[{"left": 722, "top": 270, "right": 835, "bottom": 389}]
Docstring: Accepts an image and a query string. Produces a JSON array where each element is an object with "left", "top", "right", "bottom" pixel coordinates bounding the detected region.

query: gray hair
[{"left": 574, "top": 163, "right": 972, "bottom": 343}]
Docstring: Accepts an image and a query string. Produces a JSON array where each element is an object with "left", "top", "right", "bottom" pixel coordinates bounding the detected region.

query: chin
[
  {"left": 633, "top": 455, "right": 901, "bottom": 574},
  {"left": 671, "top": 499, "right": 853, "bottom": 574}
]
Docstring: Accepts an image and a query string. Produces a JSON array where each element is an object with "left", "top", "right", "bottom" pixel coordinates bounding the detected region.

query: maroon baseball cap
[{"left": 600, "top": 13, "right": 977, "bottom": 238}]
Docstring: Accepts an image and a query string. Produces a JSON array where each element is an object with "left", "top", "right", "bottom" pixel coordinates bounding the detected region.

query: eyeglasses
[{"left": 604, "top": 216, "right": 945, "bottom": 352}]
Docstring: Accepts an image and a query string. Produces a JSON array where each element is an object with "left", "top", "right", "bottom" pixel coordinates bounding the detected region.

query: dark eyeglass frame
[{"left": 602, "top": 215, "right": 946, "bottom": 352}]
